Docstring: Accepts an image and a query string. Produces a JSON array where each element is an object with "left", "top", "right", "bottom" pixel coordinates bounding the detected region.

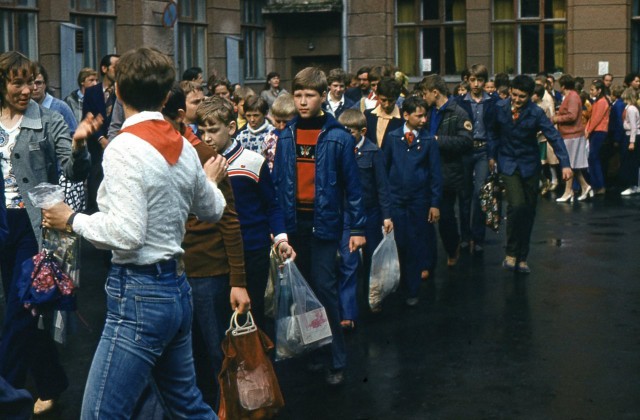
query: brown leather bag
[{"left": 218, "top": 311, "right": 284, "bottom": 420}]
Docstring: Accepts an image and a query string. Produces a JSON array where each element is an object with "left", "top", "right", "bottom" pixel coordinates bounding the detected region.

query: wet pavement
[{"left": 7, "top": 192, "right": 640, "bottom": 419}]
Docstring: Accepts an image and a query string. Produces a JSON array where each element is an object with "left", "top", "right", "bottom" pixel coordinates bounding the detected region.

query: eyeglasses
[{"left": 33, "top": 80, "right": 45, "bottom": 87}]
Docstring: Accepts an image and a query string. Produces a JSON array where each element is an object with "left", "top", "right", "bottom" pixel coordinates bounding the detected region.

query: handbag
[
  {"left": 479, "top": 172, "right": 504, "bottom": 232},
  {"left": 218, "top": 311, "right": 285, "bottom": 420}
]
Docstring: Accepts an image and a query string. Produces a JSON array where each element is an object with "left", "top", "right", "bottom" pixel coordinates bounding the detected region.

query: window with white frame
[
  {"left": 396, "top": 0, "right": 467, "bottom": 76},
  {"left": 492, "top": 0, "right": 566, "bottom": 75},
  {"left": 178, "top": 0, "right": 206, "bottom": 76},
  {"left": 0, "top": 0, "right": 38, "bottom": 60},
  {"left": 70, "top": 0, "right": 116, "bottom": 70},
  {"left": 242, "top": 0, "right": 265, "bottom": 80}
]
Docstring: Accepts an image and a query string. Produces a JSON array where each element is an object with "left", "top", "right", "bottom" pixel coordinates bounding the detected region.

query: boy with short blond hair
[
  {"left": 263, "top": 93, "right": 296, "bottom": 172},
  {"left": 272, "top": 66, "right": 366, "bottom": 386}
]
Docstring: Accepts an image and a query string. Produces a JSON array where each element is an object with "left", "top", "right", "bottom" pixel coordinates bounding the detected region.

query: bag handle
[{"left": 226, "top": 310, "right": 257, "bottom": 336}]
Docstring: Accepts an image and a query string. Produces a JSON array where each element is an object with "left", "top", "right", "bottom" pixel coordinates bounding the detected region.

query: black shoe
[{"left": 326, "top": 369, "right": 344, "bottom": 385}]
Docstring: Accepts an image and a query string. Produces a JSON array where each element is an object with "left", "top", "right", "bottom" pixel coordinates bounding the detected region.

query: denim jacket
[
  {"left": 272, "top": 114, "right": 366, "bottom": 240},
  {"left": 9, "top": 100, "right": 91, "bottom": 241}
]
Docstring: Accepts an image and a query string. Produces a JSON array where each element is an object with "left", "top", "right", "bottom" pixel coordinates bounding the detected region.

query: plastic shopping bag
[
  {"left": 368, "top": 229, "right": 400, "bottom": 310},
  {"left": 218, "top": 311, "right": 284, "bottom": 420},
  {"left": 274, "top": 260, "right": 332, "bottom": 361}
]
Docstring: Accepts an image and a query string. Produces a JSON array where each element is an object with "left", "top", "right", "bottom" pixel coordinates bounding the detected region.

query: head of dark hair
[
  {"left": 510, "top": 75, "right": 536, "bottom": 96},
  {"left": 460, "top": 68, "right": 470, "bottom": 81},
  {"left": 591, "top": 79, "right": 606, "bottom": 99},
  {"left": 208, "top": 76, "right": 233, "bottom": 95},
  {"left": 558, "top": 74, "right": 575, "bottom": 90},
  {"left": 242, "top": 94, "right": 269, "bottom": 115},
  {"left": 33, "top": 62, "right": 53, "bottom": 95},
  {"left": 624, "top": 73, "right": 638, "bottom": 88},
  {"left": 99, "top": 54, "right": 119, "bottom": 76},
  {"left": 182, "top": 67, "right": 203, "bottom": 82},
  {"left": 264, "top": 71, "right": 281, "bottom": 90},
  {"left": 377, "top": 76, "right": 401, "bottom": 99},
  {"left": 494, "top": 72, "right": 510, "bottom": 89},
  {"left": 420, "top": 74, "right": 448, "bottom": 95},
  {"left": 533, "top": 84, "right": 546, "bottom": 99},
  {"left": 115, "top": 48, "right": 175, "bottom": 112},
  {"left": 162, "top": 82, "right": 186, "bottom": 120},
  {"left": 0, "top": 51, "right": 36, "bottom": 109},
  {"left": 356, "top": 66, "right": 371, "bottom": 77},
  {"left": 401, "top": 95, "right": 427, "bottom": 115}
]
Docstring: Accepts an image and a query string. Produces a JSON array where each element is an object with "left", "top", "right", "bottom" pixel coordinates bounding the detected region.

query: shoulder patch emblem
[{"left": 464, "top": 120, "right": 473, "bottom": 131}]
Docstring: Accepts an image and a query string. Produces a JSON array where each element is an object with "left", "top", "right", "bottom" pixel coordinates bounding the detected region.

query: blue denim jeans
[
  {"left": 187, "top": 275, "right": 230, "bottom": 411},
  {"left": 81, "top": 262, "right": 216, "bottom": 420},
  {"left": 588, "top": 131, "right": 607, "bottom": 190}
]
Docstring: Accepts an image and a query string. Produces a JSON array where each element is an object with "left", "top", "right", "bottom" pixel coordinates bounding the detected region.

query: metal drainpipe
[{"left": 342, "top": 0, "right": 348, "bottom": 70}]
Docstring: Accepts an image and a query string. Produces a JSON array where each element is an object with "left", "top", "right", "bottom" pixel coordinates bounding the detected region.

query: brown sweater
[
  {"left": 182, "top": 140, "right": 247, "bottom": 287},
  {"left": 555, "top": 90, "right": 585, "bottom": 139}
]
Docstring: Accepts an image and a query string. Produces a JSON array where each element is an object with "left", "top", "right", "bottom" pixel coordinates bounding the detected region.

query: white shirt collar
[{"left": 121, "top": 111, "right": 165, "bottom": 129}]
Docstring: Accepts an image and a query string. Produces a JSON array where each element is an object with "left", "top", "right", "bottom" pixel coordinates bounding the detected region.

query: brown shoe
[{"left": 34, "top": 398, "right": 55, "bottom": 415}]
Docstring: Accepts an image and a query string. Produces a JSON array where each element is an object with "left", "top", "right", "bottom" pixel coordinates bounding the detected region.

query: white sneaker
[{"left": 621, "top": 187, "right": 636, "bottom": 196}]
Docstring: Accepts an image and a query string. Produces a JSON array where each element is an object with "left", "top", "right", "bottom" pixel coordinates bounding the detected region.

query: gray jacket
[{"left": 10, "top": 100, "right": 91, "bottom": 241}]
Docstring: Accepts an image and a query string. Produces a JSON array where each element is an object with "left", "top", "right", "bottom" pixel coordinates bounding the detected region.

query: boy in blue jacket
[
  {"left": 336, "top": 109, "right": 393, "bottom": 323},
  {"left": 382, "top": 96, "right": 442, "bottom": 306},
  {"left": 272, "top": 67, "right": 366, "bottom": 386}
]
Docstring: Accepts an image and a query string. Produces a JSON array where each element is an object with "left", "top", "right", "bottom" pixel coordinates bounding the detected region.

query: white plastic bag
[
  {"left": 368, "top": 229, "right": 400, "bottom": 310},
  {"left": 274, "top": 260, "right": 332, "bottom": 361},
  {"left": 27, "top": 183, "right": 65, "bottom": 209}
]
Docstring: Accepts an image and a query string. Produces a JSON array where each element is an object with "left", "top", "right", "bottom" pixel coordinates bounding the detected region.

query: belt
[
  {"left": 116, "top": 257, "right": 184, "bottom": 276},
  {"left": 474, "top": 140, "right": 487, "bottom": 148}
]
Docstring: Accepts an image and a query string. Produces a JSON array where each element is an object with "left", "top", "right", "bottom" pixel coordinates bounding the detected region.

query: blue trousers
[
  {"left": 81, "top": 262, "right": 216, "bottom": 419},
  {"left": 0, "top": 209, "right": 68, "bottom": 401},
  {"left": 188, "top": 275, "right": 230, "bottom": 412},
  {"left": 459, "top": 147, "right": 489, "bottom": 244},
  {"left": 0, "top": 374, "right": 32, "bottom": 420},
  {"left": 588, "top": 131, "right": 607, "bottom": 190},
  {"left": 392, "top": 203, "right": 430, "bottom": 298},
  {"left": 290, "top": 214, "right": 346, "bottom": 370},
  {"left": 439, "top": 189, "right": 461, "bottom": 258},
  {"left": 338, "top": 207, "right": 383, "bottom": 321}
]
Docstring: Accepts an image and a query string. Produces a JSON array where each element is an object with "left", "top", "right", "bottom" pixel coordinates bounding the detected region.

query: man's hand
[
  {"left": 73, "top": 112, "right": 104, "bottom": 151},
  {"left": 383, "top": 218, "right": 393, "bottom": 233},
  {"left": 561, "top": 167, "right": 573, "bottom": 181},
  {"left": 428, "top": 207, "right": 440, "bottom": 223},
  {"left": 204, "top": 154, "right": 228, "bottom": 184},
  {"left": 630, "top": 143, "right": 636, "bottom": 151},
  {"left": 277, "top": 241, "right": 296, "bottom": 261},
  {"left": 488, "top": 158, "right": 497, "bottom": 173},
  {"left": 349, "top": 235, "right": 366, "bottom": 253},
  {"left": 42, "top": 202, "right": 74, "bottom": 230},
  {"left": 230, "top": 287, "right": 251, "bottom": 314}
]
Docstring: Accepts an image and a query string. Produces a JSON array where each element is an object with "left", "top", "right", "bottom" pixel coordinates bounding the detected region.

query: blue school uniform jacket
[
  {"left": 272, "top": 114, "right": 366, "bottom": 240},
  {"left": 488, "top": 98, "right": 570, "bottom": 178},
  {"left": 382, "top": 126, "right": 443, "bottom": 209}
]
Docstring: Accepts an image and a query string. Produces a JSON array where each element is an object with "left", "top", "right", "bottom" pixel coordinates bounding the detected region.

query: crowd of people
[{"left": 1, "top": 47, "right": 639, "bottom": 419}]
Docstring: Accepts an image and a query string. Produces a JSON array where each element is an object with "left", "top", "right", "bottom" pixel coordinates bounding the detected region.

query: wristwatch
[{"left": 65, "top": 212, "right": 78, "bottom": 233}]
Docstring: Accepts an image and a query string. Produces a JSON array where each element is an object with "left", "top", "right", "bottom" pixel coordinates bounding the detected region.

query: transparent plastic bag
[
  {"left": 368, "top": 229, "right": 400, "bottom": 310},
  {"left": 27, "top": 183, "right": 65, "bottom": 209},
  {"left": 274, "top": 260, "right": 332, "bottom": 361}
]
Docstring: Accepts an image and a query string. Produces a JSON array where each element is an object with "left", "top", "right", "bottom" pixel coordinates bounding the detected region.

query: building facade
[{"left": 0, "top": 0, "right": 635, "bottom": 98}]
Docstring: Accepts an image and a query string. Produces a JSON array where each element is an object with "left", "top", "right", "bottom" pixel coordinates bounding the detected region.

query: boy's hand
[
  {"left": 383, "top": 218, "right": 393, "bottom": 233},
  {"left": 488, "top": 158, "right": 497, "bottom": 173},
  {"left": 230, "top": 287, "right": 251, "bottom": 314},
  {"left": 277, "top": 241, "right": 296, "bottom": 261},
  {"left": 204, "top": 155, "right": 228, "bottom": 184},
  {"left": 349, "top": 235, "right": 366, "bottom": 253},
  {"left": 428, "top": 208, "right": 440, "bottom": 223}
]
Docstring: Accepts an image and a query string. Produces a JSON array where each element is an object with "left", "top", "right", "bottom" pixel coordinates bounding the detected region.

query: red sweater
[
  {"left": 586, "top": 97, "right": 610, "bottom": 136},
  {"left": 555, "top": 90, "right": 584, "bottom": 138}
]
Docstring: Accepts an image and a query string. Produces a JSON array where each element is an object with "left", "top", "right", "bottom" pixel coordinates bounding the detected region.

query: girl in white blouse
[{"left": 620, "top": 88, "right": 640, "bottom": 195}]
